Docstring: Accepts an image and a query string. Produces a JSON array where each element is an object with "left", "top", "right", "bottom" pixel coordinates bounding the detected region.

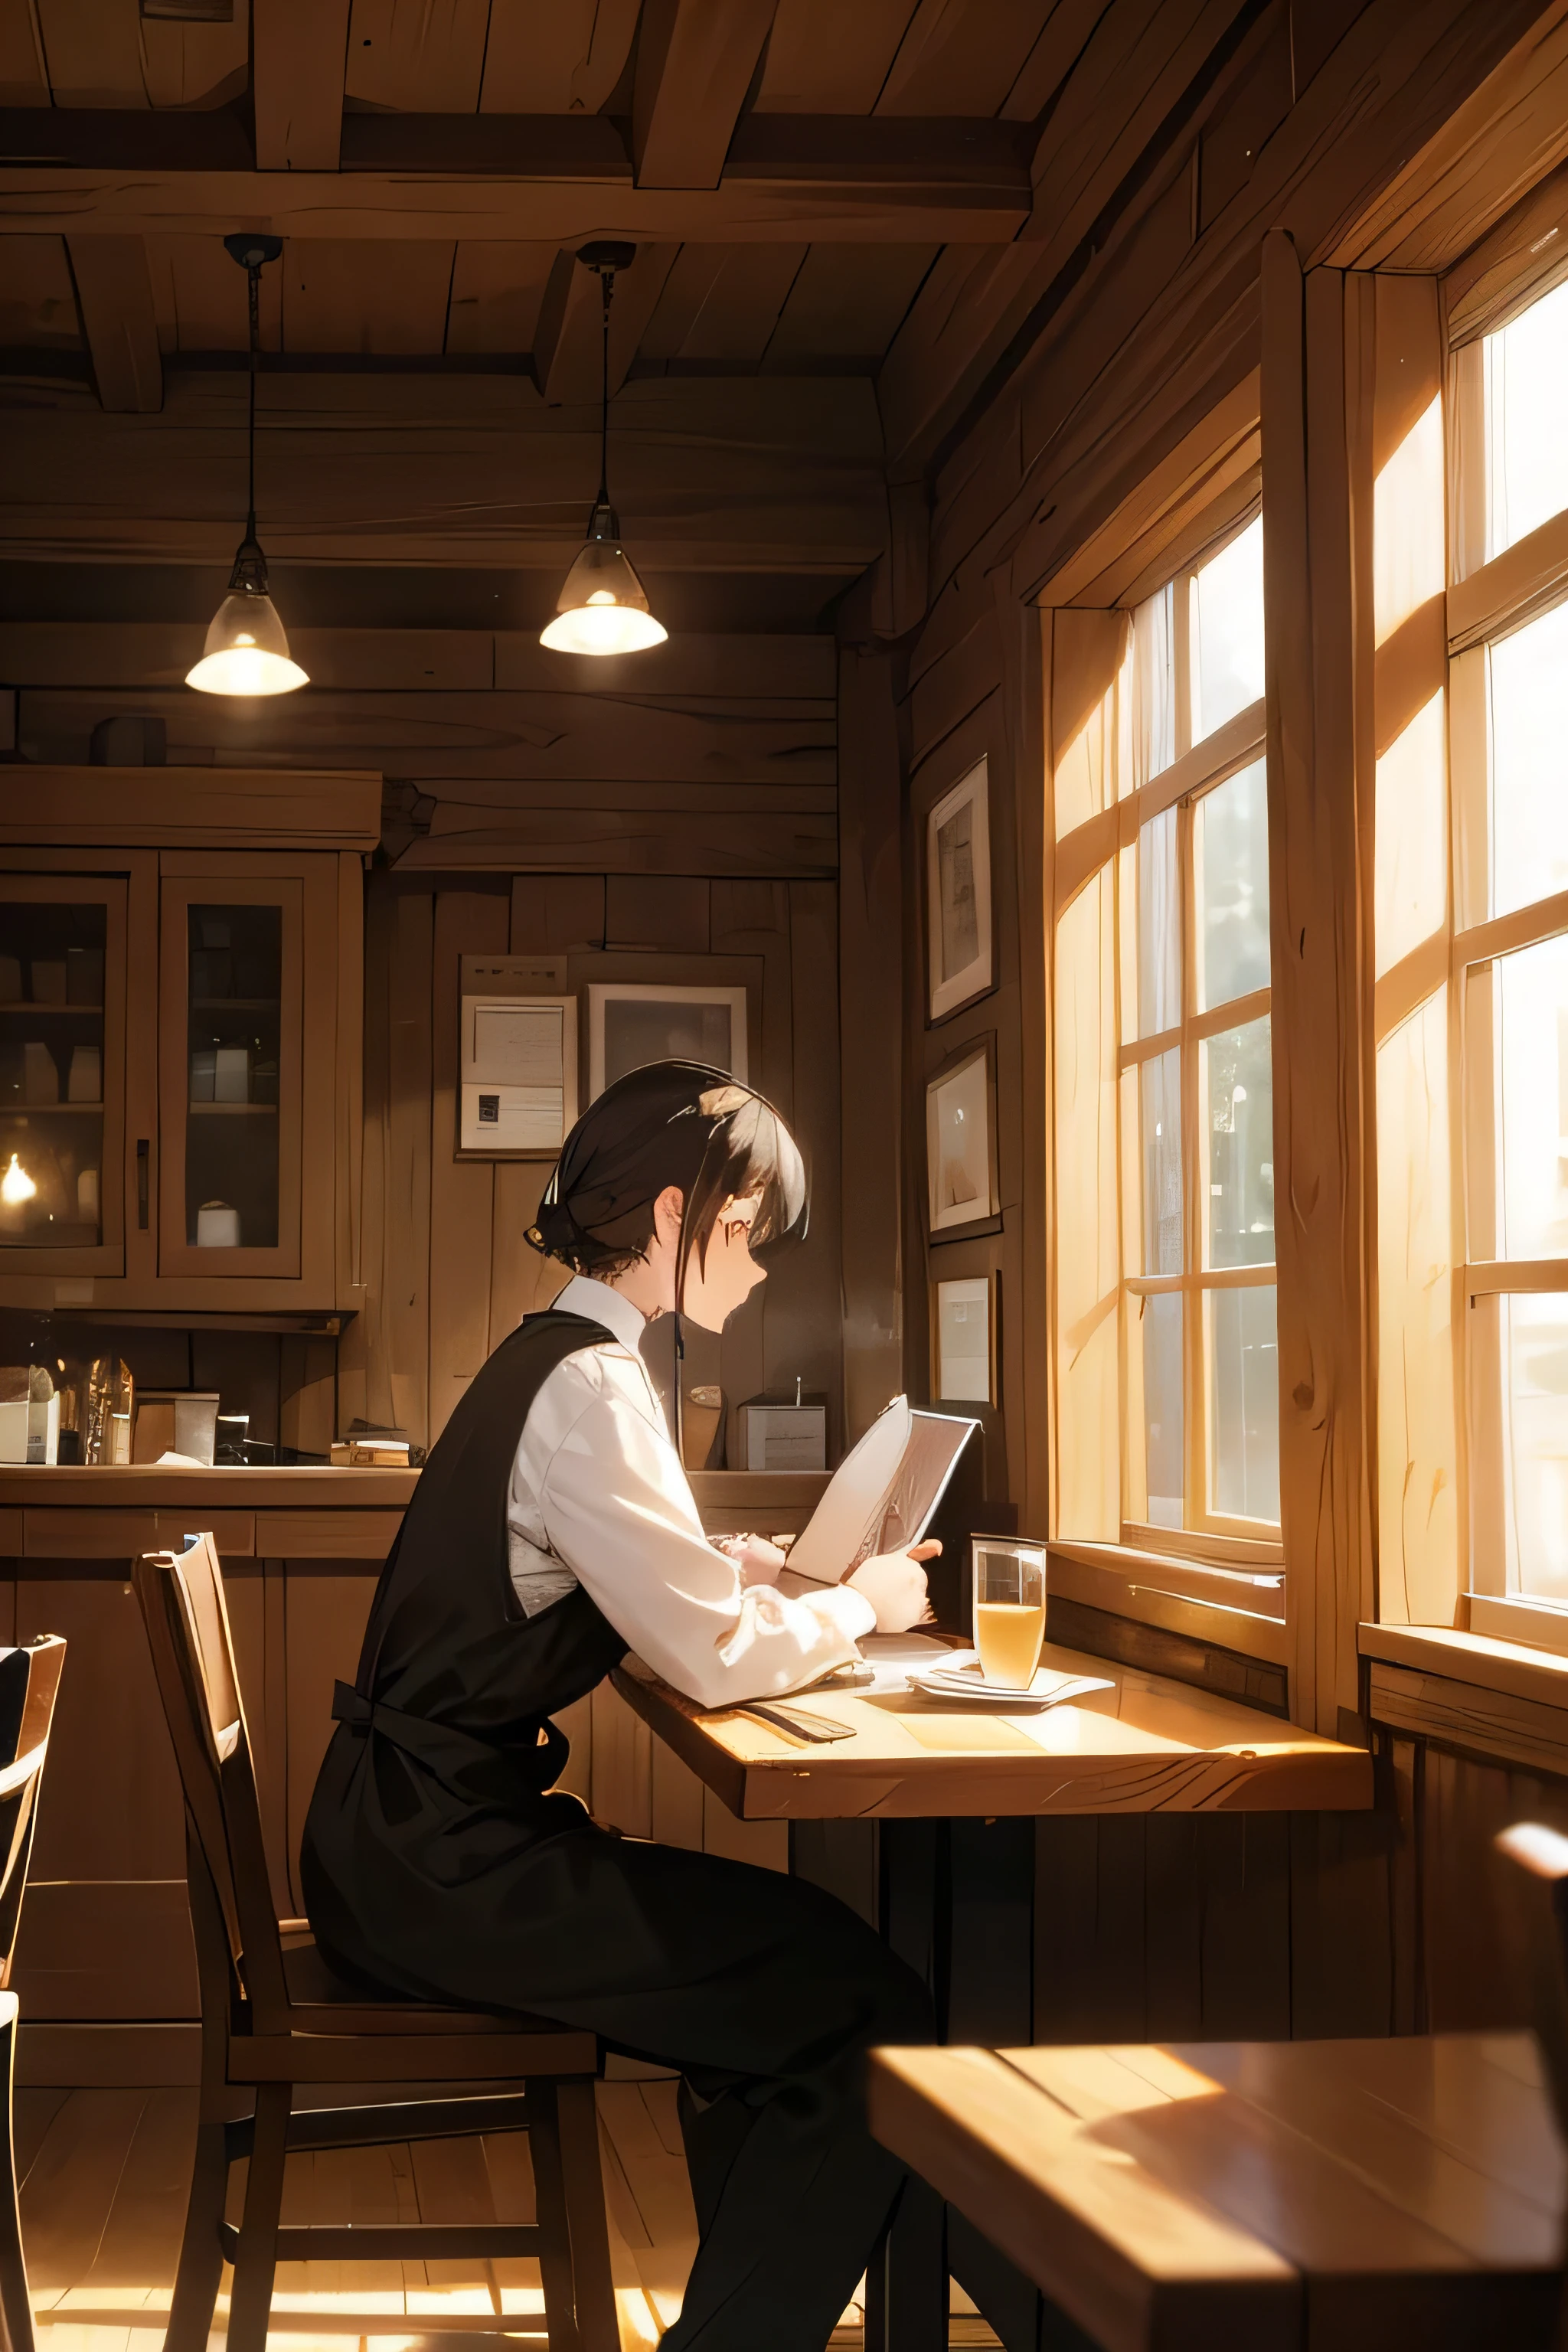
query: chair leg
[
  {"left": 556, "top": 2079, "right": 618, "bottom": 2352},
  {"left": 528, "top": 2079, "right": 582, "bottom": 2352},
  {"left": 162, "top": 2105, "right": 228, "bottom": 2352},
  {"left": 226, "top": 2081, "right": 290, "bottom": 2352},
  {"left": 0, "top": 2009, "right": 33, "bottom": 2352}
]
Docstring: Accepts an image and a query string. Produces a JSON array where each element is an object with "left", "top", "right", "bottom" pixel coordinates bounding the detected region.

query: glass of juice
[{"left": 972, "top": 1537, "right": 1047, "bottom": 1687}]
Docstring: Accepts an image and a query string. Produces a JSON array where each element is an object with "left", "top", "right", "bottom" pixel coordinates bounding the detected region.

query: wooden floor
[{"left": 15, "top": 2080, "right": 999, "bottom": 2350}]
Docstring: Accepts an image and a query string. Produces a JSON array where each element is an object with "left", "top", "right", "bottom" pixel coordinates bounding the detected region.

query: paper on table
[
  {"left": 910, "top": 1655, "right": 1115, "bottom": 1707},
  {"left": 784, "top": 1396, "right": 977, "bottom": 1585}
]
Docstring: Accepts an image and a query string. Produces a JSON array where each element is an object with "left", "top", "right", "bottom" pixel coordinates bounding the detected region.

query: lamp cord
[
  {"left": 246, "top": 259, "right": 260, "bottom": 544},
  {"left": 597, "top": 266, "right": 612, "bottom": 512}
]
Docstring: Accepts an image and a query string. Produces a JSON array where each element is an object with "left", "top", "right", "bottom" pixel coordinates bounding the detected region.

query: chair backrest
[
  {"left": 135, "top": 1535, "right": 290, "bottom": 2031},
  {"left": 0, "top": 1637, "right": 65, "bottom": 1989}
]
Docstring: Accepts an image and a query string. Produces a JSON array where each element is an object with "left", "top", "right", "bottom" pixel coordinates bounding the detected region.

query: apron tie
[{"left": 332, "top": 1681, "right": 569, "bottom": 1796}]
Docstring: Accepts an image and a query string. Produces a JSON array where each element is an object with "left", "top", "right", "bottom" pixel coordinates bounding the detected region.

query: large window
[
  {"left": 1053, "top": 511, "right": 1276, "bottom": 1552},
  {"left": 1379, "top": 270, "right": 1568, "bottom": 1632}
]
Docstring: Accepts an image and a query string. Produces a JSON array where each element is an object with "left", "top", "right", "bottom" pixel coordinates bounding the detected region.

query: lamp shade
[
  {"left": 186, "top": 590, "right": 308, "bottom": 697},
  {"left": 540, "top": 532, "right": 668, "bottom": 657}
]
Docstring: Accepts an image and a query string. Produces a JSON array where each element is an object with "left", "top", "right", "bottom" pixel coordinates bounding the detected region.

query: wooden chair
[
  {"left": 0, "top": 1636, "right": 66, "bottom": 2352},
  {"left": 135, "top": 1534, "right": 617, "bottom": 2352}
]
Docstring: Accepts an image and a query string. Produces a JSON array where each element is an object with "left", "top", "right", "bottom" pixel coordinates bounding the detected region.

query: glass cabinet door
[
  {"left": 0, "top": 878, "right": 127, "bottom": 1272},
  {"left": 158, "top": 874, "right": 303, "bottom": 1279}
]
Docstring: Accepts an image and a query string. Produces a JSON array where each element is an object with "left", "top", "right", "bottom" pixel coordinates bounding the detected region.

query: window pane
[
  {"left": 1204, "top": 1016, "right": 1274, "bottom": 1268},
  {"left": 1191, "top": 514, "right": 1264, "bottom": 745},
  {"left": 1485, "top": 276, "right": 1568, "bottom": 561},
  {"left": 1139, "top": 1048, "right": 1182, "bottom": 1276},
  {"left": 1500, "top": 1291, "right": 1568, "bottom": 1598},
  {"left": 185, "top": 902, "right": 281, "bottom": 1250},
  {"left": 1494, "top": 931, "right": 1568, "bottom": 1260},
  {"left": 1131, "top": 582, "right": 1175, "bottom": 784},
  {"left": 1208, "top": 1284, "right": 1279, "bottom": 1523},
  {"left": 1142, "top": 1292, "right": 1184, "bottom": 1529},
  {"left": 1374, "top": 692, "right": 1447, "bottom": 978},
  {"left": 1194, "top": 757, "right": 1269, "bottom": 1010},
  {"left": 0, "top": 900, "right": 107, "bottom": 1253},
  {"left": 1137, "top": 808, "right": 1179, "bottom": 1037},
  {"left": 1490, "top": 600, "right": 1568, "bottom": 919}
]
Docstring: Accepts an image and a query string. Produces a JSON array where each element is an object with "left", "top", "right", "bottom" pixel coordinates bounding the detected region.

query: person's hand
[
  {"left": 846, "top": 1540, "right": 940, "bottom": 1633},
  {"left": 717, "top": 1532, "right": 789, "bottom": 1588}
]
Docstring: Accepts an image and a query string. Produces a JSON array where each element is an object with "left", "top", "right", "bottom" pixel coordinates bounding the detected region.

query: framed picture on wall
[
  {"left": 926, "top": 1036, "right": 999, "bottom": 1237},
  {"left": 926, "top": 757, "right": 993, "bottom": 1022},
  {"left": 587, "top": 982, "right": 749, "bottom": 1101},
  {"left": 933, "top": 1270, "right": 994, "bottom": 1405}
]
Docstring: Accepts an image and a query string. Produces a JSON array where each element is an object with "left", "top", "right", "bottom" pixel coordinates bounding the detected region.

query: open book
[{"left": 782, "top": 1396, "right": 978, "bottom": 1586}]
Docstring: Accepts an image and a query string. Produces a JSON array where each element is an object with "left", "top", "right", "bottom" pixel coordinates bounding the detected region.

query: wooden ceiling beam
[
  {"left": 0, "top": 371, "right": 887, "bottom": 571},
  {"left": 253, "top": 0, "right": 351, "bottom": 173},
  {"left": 66, "top": 236, "right": 162, "bottom": 412},
  {"left": 532, "top": 241, "right": 679, "bottom": 403},
  {"left": 0, "top": 110, "right": 1029, "bottom": 243},
  {"left": 632, "top": 0, "right": 778, "bottom": 190}
]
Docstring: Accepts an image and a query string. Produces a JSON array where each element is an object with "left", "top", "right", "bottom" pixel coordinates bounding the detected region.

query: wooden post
[
  {"left": 838, "top": 647, "right": 906, "bottom": 1442},
  {"left": 1260, "top": 229, "right": 1376, "bottom": 1737}
]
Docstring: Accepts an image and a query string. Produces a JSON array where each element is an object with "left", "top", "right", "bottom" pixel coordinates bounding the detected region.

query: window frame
[{"left": 1049, "top": 496, "right": 1284, "bottom": 1583}]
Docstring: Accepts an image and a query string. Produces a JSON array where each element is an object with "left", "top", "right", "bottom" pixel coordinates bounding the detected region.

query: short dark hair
[{"left": 527, "top": 1062, "right": 807, "bottom": 1282}]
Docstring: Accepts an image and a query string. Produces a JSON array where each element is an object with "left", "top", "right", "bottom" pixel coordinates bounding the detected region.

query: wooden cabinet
[{"left": 0, "top": 769, "right": 376, "bottom": 1313}]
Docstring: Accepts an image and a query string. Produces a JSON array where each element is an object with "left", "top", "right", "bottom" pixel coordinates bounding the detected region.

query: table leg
[{"left": 864, "top": 1820, "right": 949, "bottom": 2352}]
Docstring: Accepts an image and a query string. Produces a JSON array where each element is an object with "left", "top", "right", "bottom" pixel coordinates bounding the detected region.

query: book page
[{"left": 784, "top": 1397, "right": 977, "bottom": 1584}]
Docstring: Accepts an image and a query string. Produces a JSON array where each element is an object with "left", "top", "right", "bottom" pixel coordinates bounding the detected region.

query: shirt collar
[{"left": 554, "top": 1274, "right": 651, "bottom": 1358}]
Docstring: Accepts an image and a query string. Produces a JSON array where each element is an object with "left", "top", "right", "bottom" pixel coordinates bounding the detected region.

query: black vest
[{"left": 300, "top": 1311, "right": 631, "bottom": 1974}]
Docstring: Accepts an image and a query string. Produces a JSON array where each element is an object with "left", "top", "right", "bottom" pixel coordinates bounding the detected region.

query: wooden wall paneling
[
  {"left": 259, "top": 1511, "right": 403, "bottom": 1561},
  {"left": 1287, "top": 1802, "right": 1396, "bottom": 2037},
  {"left": 768, "top": 880, "right": 844, "bottom": 1465},
  {"left": 13, "top": 1568, "right": 194, "bottom": 2020},
  {"left": 282, "top": 1563, "right": 378, "bottom": 1915},
  {"left": 428, "top": 889, "right": 508, "bottom": 1446},
  {"left": 1032, "top": 1817, "right": 1148, "bottom": 2041},
  {"left": 0, "top": 5, "right": 49, "bottom": 106},
  {"left": 253, "top": 0, "right": 350, "bottom": 172},
  {"left": 838, "top": 649, "right": 906, "bottom": 1444},
  {"left": 0, "top": 235, "right": 78, "bottom": 348},
  {"left": 763, "top": 243, "right": 941, "bottom": 372},
  {"left": 337, "top": 877, "right": 392, "bottom": 1435},
  {"left": 0, "top": 623, "right": 494, "bottom": 692},
  {"left": 336, "top": 850, "right": 364, "bottom": 1318},
  {"left": 510, "top": 874, "right": 607, "bottom": 955},
  {"left": 396, "top": 808, "right": 838, "bottom": 879},
  {"left": 495, "top": 635, "right": 837, "bottom": 701},
  {"left": 1144, "top": 1816, "right": 1292, "bottom": 2041},
  {"left": 605, "top": 877, "right": 710, "bottom": 953},
  {"left": 699, "top": 1789, "right": 789, "bottom": 1874},
  {"left": 1413, "top": 1740, "right": 1568, "bottom": 2034},
  {"left": 1387, "top": 1733, "right": 1424, "bottom": 2036},
  {"left": 710, "top": 884, "right": 791, "bottom": 1105},
  {"left": 998, "top": 573, "right": 1050, "bottom": 1535},
  {"left": 64, "top": 239, "right": 161, "bottom": 413},
  {"left": 279, "top": 1337, "right": 338, "bottom": 1460},
  {"left": 1260, "top": 230, "right": 1375, "bottom": 1737},
  {"left": 649, "top": 1735, "right": 705, "bottom": 1851},
  {"left": 386, "top": 889, "right": 434, "bottom": 1449}
]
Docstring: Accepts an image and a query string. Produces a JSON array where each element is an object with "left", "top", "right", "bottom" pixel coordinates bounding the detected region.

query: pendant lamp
[
  {"left": 541, "top": 243, "right": 668, "bottom": 656},
  {"left": 188, "top": 234, "right": 308, "bottom": 697}
]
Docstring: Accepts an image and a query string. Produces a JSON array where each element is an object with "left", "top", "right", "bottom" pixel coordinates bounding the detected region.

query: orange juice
[{"left": 974, "top": 1600, "right": 1045, "bottom": 1688}]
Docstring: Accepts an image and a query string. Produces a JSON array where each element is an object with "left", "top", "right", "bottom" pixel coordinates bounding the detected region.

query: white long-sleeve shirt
[{"left": 506, "top": 1276, "right": 874, "bottom": 1708}]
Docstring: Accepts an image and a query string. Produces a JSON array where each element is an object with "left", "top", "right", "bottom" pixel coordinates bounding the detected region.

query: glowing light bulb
[
  {"left": 2, "top": 1153, "right": 36, "bottom": 1206},
  {"left": 586, "top": 590, "right": 618, "bottom": 606}
]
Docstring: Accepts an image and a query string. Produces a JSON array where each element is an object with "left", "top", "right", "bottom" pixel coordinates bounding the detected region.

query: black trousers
[{"left": 361, "top": 1819, "right": 934, "bottom": 2351}]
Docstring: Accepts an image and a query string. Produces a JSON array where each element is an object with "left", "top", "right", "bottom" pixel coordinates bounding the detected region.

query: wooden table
[
  {"left": 868, "top": 2032, "right": 1566, "bottom": 2351},
  {"left": 616, "top": 1645, "right": 1373, "bottom": 2350},
  {"left": 612, "top": 1640, "right": 1373, "bottom": 1818}
]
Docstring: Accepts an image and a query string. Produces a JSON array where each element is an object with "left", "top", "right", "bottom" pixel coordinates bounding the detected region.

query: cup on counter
[
  {"left": 972, "top": 1537, "right": 1047, "bottom": 1688},
  {"left": 77, "top": 1167, "right": 99, "bottom": 1222},
  {"left": 67, "top": 1045, "right": 100, "bottom": 1104}
]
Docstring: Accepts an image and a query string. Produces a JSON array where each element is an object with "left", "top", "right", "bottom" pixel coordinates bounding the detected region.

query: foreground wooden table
[
  {"left": 612, "top": 1639, "right": 1373, "bottom": 1817},
  {"left": 869, "top": 2033, "right": 1565, "bottom": 2351}
]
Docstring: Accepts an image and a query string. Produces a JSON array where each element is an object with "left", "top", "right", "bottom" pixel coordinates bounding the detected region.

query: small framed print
[
  {"left": 926, "top": 1036, "right": 999, "bottom": 1238},
  {"left": 587, "top": 982, "right": 749, "bottom": 1101},
  {"left": 926, "top": 757, "right": 993, "bottom": 1023},
  {"left": 933, "top": 1272, "right": 994, "bottom": 1405}
]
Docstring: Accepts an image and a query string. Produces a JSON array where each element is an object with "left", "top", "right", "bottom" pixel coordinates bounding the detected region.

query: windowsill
[
  {"left": 1360, "top": 1620, "right": 1568, "bottom": 1772},
  {"left": 1047, "top": 1537, "right": 1289, "bottom": 1666}
]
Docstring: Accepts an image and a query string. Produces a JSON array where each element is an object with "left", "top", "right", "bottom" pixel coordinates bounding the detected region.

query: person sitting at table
[{"left": 302, "top": 1061, "right": 936, "bottom": 2352}]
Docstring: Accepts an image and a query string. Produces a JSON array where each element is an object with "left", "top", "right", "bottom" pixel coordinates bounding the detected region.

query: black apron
[{"left": 301, "top": 1308, "right": 629, "bottom": 1990}]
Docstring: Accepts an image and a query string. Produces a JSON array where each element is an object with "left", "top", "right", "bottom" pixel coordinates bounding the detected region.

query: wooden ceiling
[{"left": 0, "top": 0, "right": 1081, "bottom": 407}]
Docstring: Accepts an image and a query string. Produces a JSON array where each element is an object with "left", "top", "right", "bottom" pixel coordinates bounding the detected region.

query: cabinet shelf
[
  {"left": 0, "top": 1101, "right": 103, "bottom": 1116},
  {"left": 191, "top": 998, "right": 280, "bottom": 1011},
  {"left": 187, "top": 1102, "right": 278, "bottom": 1116},
  {"left": 0, "top": 1003, "right": 103, "bottom": 1016}
]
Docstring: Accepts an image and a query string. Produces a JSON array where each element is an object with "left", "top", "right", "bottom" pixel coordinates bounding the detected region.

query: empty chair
[
  {"left": 135, "top": 1534, "right": 616, "bottom": 2352},
  {"left": 0, "top": 1636, "right": 67, "bottom": 2352}
]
